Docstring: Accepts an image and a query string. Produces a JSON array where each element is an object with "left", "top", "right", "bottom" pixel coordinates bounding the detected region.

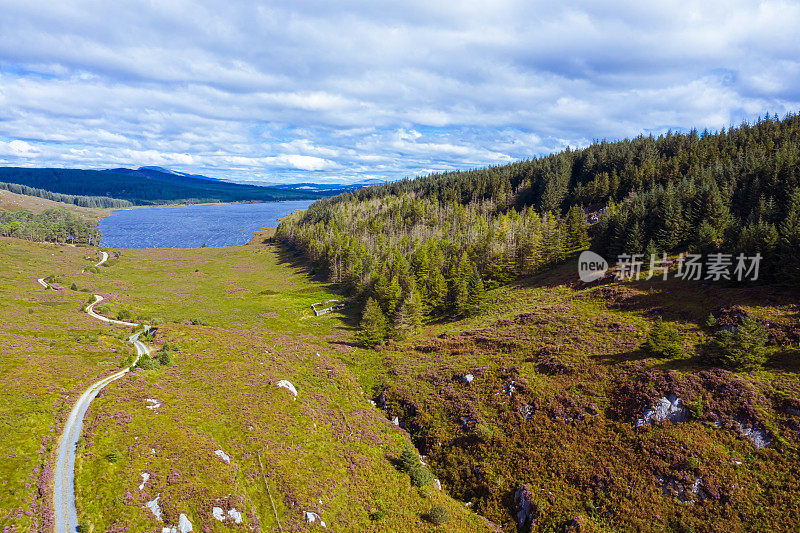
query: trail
[{"left": 40, "top": 250, "right": 150, "bottom": 532}]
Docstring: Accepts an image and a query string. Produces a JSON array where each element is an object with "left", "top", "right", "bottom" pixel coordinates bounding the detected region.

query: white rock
[
  {"left": 178, "top": 513, "right": 193, "bottom": 533},
  {"left": 139, "top": 472, "right": 150, "bottom": 491},
  {"left": 391, "top": 416, "right": 399, "bottom": 426},
  {"left": 228, "top": 508, "right": 243, "bottom": 524},
  {"left": 146, "top": 495, "right": 162, "bottom": 521},
  {"left": 146, "top": 398, "right": 161, "bottom": 410},
  {"left": 433, "top": 478, "right": 442, "bottom": 491},
  {"left": 212, "top": 507, "right": 225, "bottom": 521},
  {"left": 463, "top": 374, "right": 474, "bottom": 385},
  {"left": 635, "top": 395, "right": 687, "bottom": 427},
  {"left": 304, "top": 511, "right": 326, "bottom": 528},
  {"left": 277, "top": 379, "right": 298, "bottom": 398},
  {"left": 162, "top": 528, "right": 176, "bottom": 533},
  {"left": 736, "top": 420, "right": 770, "bottom": 448},
  {"left": 214, "top": 449, "right": 231, "bottom": 464}
]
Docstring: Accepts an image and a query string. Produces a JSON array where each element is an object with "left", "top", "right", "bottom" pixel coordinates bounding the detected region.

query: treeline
[
  {"left": 0, "top": 208, "right": 101, "bottom": 244},
  {"left": 278, "top": 113, "right": 800, "bottom": 342},
  {"left": 0, "top": 181, "right": 132, "bottom": 208}
]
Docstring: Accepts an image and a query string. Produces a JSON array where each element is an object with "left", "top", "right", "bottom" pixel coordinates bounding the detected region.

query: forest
[
  {"left": 0, "top": 208, "right": 101, "bottom": 245},
  {"left": 277, "top": 113, "right": 800, "bottom": 343},
  {"left": 0, "top": 181, "right": 132, "bottom": 209}
]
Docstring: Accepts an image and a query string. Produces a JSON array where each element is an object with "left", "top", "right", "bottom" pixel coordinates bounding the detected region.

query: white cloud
[{"left": 0, "top": 0, "right": 797, "bottom": 183}]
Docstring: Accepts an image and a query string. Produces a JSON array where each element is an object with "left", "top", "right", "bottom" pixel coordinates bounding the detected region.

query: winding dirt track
[{"left": 44, "top": 250, "right": 151, "bottom": 532}]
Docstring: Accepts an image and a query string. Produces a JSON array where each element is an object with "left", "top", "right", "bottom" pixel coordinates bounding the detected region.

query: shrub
[
  {"left": 369, "top": 508, "right": 387, "bottom": 521},
  {"left": 136, "top": 356, "right": 160, "bottom": 370},
  {"left": 644, "top": 318, "right": 683, "bottom": 358},
  {"left": 410, "top": 465, "right": 433, "bottom": 488},
  {"left": 190, "top": 317, "right": 208, "bottom": 326},
  {"left": 157, "top": 350, "right": 173, "bottom": 366},
  {"left": 397, "top": 446, "right": 419, "bottom": 473},
  {"left": 714, "top": 316, "right": 769, "bottom": 370},
  {"left": 106, "top": 450, "right": 120, "bottom": 463},
  {"left": 70, "top": 282, "right": 78, "bottom": 291},
  {"left": 117, "top": 309, "right": 131, "bottom": 321},
  {"left": 426, "top": 505, "right": 450, "bottom": 525},
  {"left": 685, "top": 457, "right": 701, "bottom": 471}
]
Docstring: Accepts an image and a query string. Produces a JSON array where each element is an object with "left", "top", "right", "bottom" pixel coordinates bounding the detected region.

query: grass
[
  {"left": 352, "top": 258, "right": 800, "bottom": 530},
  {"left": 56, "top": 242, "right": 489, "bottom": 531},
  {"left": 0, "top": 238, "right": 128, "bottom": 530}
]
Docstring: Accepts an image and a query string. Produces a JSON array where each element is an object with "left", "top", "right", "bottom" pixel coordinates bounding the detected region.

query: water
[{"left": 98, "top": 200, "right": 314, "bottom": 248}]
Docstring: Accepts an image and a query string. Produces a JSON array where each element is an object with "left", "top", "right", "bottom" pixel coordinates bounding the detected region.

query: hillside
[
  {"left": 0, "top": 167, "right": 325, "bottom": 206},
  {"left": 273, "top": 113, "right": 800, "bottom": 530}
]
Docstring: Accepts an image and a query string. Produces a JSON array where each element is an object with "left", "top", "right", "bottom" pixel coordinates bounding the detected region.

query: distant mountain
[
  {"left": 0, "top": 167, "right": 327, "bottom": 205},
  {"left": 105, "top": 166, "right": 225, "bottom": 182}
]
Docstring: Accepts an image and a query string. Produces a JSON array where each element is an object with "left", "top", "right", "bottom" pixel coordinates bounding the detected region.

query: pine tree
[
  {"left": 564, "top": 204, "right": 589, "bottom": 253},
  {"left": 778, "top": 187, "right": 800, "bottom": 281},
  {"left": 357, "top": 298, "right": 387, "bottom": 347}
]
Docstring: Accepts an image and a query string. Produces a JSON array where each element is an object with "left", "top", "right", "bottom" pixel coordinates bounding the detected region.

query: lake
[{"left": 98, "top": 200, "right": 315, "bottom": 248}]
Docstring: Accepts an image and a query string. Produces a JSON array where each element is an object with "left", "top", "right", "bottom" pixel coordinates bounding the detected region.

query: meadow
[{"left": 50, "top": 242, "right": 489, "bottom": 531}]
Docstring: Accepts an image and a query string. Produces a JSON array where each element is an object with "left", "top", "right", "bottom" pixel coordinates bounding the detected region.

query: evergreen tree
[
  {"left": 357, "top": 298, "right": 387, "bottom": 347},
  {"left": 466, "top": 267, "right": 485, "bottom": 317}
]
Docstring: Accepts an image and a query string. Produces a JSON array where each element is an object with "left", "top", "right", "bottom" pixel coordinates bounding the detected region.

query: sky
[{"left": 0, "top": 1, "right": 799, "bottom": 184}]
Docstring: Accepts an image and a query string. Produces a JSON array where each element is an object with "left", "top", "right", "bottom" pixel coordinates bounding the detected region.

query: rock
[
  {"left": 518, "top": 404, "right": 534, "bottom": 421},
  {"left": 513, "top": 484, "right": 536, "bottom": 532},
  {"left": 212, "top": 507, "right": 225, "bottom": 521},
  {"left": 433, "top": 478, "right": 442, "bottom": 491},
  {"left": 635, "top": 394, "right": 687, "bottom": 427},
  {"left": 504, "top": 380, "right": 517, "bottom": 397},
  {"left": 304, "top": 511, "right": 326, "bottom": 528},
  {"left": 214, "top": 449, "right": 231, "bottom": 464},
  {"left": 178, "top": 513, "right": 193, "bottom": 533},
  {"left": 145, "top": 398, "right": 161, "bottom": 410},
  {"left": 658, "top": 476, "right": 706, "bottom": 504},
  {"left": 277, "top": 379, "right": 298, "bottom": 398},
  {"left": 228, "top": 508, "right": 243, "bottom": 524},
  {"left": 736, "top": 420, "right": 770, "bottom": 448},
  {"left": 462, "top": 373, "right": 474, "bottom": 385},
  {"left": 146, "top": 495, "right": 162, "bottom": 521},
  {"left": 139, "top": 472, "right": 150, "bottom": 491},
  {"left": 391, "top": 416, "right": 400, "bottom": 426}
]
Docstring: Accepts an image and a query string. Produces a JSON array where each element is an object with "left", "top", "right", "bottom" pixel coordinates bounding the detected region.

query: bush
[
  {"left": 714, "top": 316, "right": 769, "bottom": 370},
  {"left": 117, "top": 309, "right": 131, "bottom": 321},
  {"left": 369, "top": 508, "right": 387, "bottom": 521},
  {"left": 136, "top": 356, "right": 160, "bottom": 370},
  {"left": 410, "top": 465, "right": 433, "bottom": 488},
  {"left": 190, "top": 317, "right": 208, "bottom": 326},
  {"left": 106, "top": 450, "right": 120, "bottom": 463},
  {"left": 644, "top": 318, "right": 683, "bottom": 358},
  {"left": 397, "top": 446, "right": 419, "bottom": 473},
  {"left": 70, "top": 282, "right": 78, "bottom": 291},
  {"left": 426, "top": 505, "right": 450, "bottom": 525},
  {"left": 157, "top": 350, "right": 173, "bottom": 366}
]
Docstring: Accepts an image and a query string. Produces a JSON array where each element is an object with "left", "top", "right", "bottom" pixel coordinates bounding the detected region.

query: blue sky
[{"left": 0, "top": 1, "right": 799, "bottom": 184}]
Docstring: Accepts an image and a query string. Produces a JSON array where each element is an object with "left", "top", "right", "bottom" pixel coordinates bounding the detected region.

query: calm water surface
[{"left": 99, "top": 200, "right": 314, "bottom": 248}]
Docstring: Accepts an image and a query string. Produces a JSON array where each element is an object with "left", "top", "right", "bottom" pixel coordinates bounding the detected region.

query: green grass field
[{"left": 14, "top": 240, "right": 489, "bottom": 531}]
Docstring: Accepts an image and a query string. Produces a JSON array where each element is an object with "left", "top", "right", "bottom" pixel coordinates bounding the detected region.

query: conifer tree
[{"left": 357, "top": 298, "right": 387, "bottom": 347}]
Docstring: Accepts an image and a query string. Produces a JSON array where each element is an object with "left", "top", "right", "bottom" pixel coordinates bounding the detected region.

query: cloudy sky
[{"left": 0, "top": 1, "right": 799, "bottom": 184}]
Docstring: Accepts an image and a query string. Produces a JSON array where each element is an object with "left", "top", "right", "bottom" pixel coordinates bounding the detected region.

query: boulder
[
  {"left": 304, "top": 511, "right": 326, "bottom": 528},
  {"left": 513, "top": 484, "right": 536, "bottom": 532},
  {"left": 462, "top": 373, "right": 474, "bottom": 385},
  {"left": 214, "top": 449, "right": 231, "bottom": 464},
  {"left": 178, "top": 513, "right": 193, "bottom": 533},
  {"left": 228, "top": 508, "right": 243, "bottom": 524},
  {"left": 736, "top": 420, "right": 770, "bottom": 448},
  {"left": 635, "top": 394, "right": 687, "bottom": 427},
  {"left": 212, "top": 507, "right": 225, "bottom": 521},
  {"left": 277, "top": 379, "right": 298, "bottom": 398},
  {"left": 146, "top": 495, "right": 163, "bottom": 521}
]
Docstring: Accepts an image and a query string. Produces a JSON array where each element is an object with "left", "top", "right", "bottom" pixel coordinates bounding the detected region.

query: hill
[
  {"left": 273, "top": 112, "right": 800, "bottom": 530},
  {"left": 0, "top": 167, "right": 327, "bottom": 205}
]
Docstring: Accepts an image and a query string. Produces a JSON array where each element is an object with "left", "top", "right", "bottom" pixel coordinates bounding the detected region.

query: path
[{"left": 39, "top": 249, "right": 149, "bottom": 532}]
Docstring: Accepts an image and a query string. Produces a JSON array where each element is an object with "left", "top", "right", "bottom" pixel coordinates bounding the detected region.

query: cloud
[{"left": 0, "top": 0, "right": 798, "bottom": 183}]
